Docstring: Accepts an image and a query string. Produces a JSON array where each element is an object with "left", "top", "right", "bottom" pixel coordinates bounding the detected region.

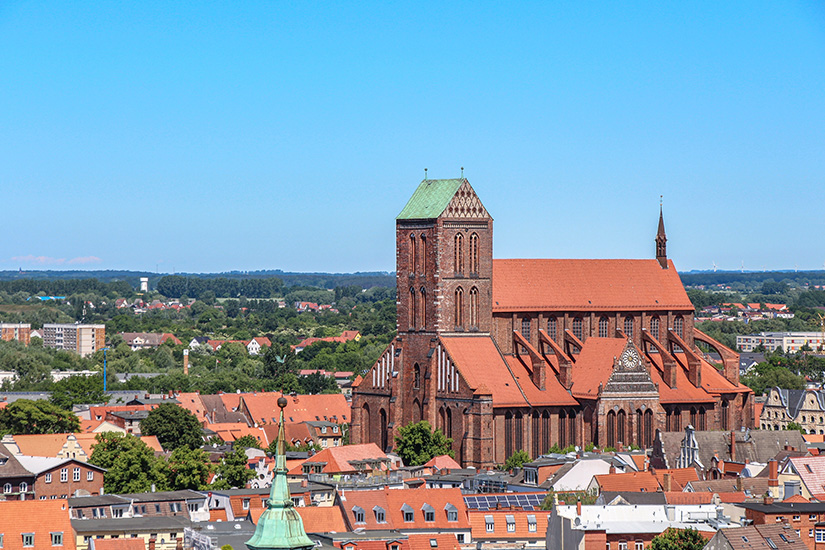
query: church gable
[
  {"left": 601, "top": 341, "right": 658, "bottom": 397},
  {"left": 396, "top": 179, "right": 465, "bottom": 220},
  {"left": 441, "top": 180, "right": 490, "bottom": 219}
]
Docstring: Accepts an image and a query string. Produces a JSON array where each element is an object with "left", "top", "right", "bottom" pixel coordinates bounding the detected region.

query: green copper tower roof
[
  {"left": 246, "top": 397, "right": 314, "bottom": 550},
  {"left": 396, "top": 178, "right": 465, "bottom": 220}
]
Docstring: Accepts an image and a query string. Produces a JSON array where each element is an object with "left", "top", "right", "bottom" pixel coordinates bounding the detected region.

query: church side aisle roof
[
  {"left": 441, "top": 336, "right": 577, "bottom": 407},
  {"left": 566, "top": 338, "right": 629, "bottom": 399},
  {"left": 396, "top": 179, "right": 464, "bottom": 220},
  {"left": 491, "top": 259, "right": 693, "bottom": 312}
]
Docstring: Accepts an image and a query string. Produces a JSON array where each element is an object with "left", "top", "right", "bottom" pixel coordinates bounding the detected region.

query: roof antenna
[
  {"left": 424, "top": 168, "right": 428, "bottom": 181},
  {"left": 461, "top": 166, "right": 464, "bottom": 178}
]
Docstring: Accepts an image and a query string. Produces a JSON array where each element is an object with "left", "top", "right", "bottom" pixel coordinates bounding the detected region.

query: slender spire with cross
[{"left": 656, "top": 196, "right": 668, "bottom": 269}]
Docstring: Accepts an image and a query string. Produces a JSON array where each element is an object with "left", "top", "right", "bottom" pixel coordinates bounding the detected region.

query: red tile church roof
[
  {"left": 491, "top": 259, "right": 693, "bottom": 312},
  {"left": 441, "top": 336, "right": 577, "bottom": 408}
]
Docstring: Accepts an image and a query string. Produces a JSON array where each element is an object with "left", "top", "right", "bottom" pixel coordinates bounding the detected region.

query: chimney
[
  {"left": 148, "top": 539, "right": 156, "bottom": 550},
  {"left": 301, "top": 479, "right": 308, "bottom": 487},
  {"left": 764, "top": 493, "right": 775, "bottom": 505},
  {"left": 183, "top": 349, "right": 189, "bottom": 375},
  {"left": 662, "top": 473, "right": 672, "bottom": 493},
  {"left": 176, "top": 538, "right": 183, "bottom": 550},
  {"left": 735, "top": 476, "right": 743, "bottom": 492},
  {"left": 730, "top": 431, "right": 736, "bottom": 462},
  {"left": 609, "top": 465, "right": 616, "bottom": 474},
  {"left": 576, "top": 498, "right": 582, "bottom": 517},
  {"left": 769, "top": 459, "right": 779, "bottom": 491}
]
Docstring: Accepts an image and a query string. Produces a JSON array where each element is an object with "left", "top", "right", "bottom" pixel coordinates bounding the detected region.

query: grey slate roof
[
  {"left": 119, "top": 489, "right": 206, "bottom": 502},
  {"left": 596, "top": 491, "right": 668, "bottom": 505},
  {"left": 71, "top": 516, "right": 192, "bottom": 533},
  {"left": 69, "top": 494, "right": 131, "bottom": 507},
  {"left": 654, "top": 429, "right": 806, "bottom": 470}
]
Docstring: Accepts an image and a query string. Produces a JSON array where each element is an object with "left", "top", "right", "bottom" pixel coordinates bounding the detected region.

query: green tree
[
  {"left": 0, "top": 399, "right": 80, "bottom": 435},
  {"left": 504, "top": 450, "right": 531, "bottom": 471},
  {"left": 649, "top": 528, "right": 706, "bottom": 550},
  {"left": 787, "top": 422, "right": 805, "bottom": 433},
  {"left": 233, "top": 434, "right": 261, "bottom": 450},
  {"left": 140, "top": 403, "right": 204, "bottom": 451},
  {"left": 50, "top": 374, "right": 109, "bottom": 410},
  {"left": 394, "top": 420, "right": 454, "bottom": 466},
  {"left": 89, "top": 432, "right": 171, "bottom": 493},
  {"left": 211, "top": 447, "right": 255, "bottom": 489},
  {"left": 168, "top": 447, "right": 212, "bottom": 490}
]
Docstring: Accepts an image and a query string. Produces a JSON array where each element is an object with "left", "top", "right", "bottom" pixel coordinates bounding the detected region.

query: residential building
[
  {"left": 352, "top": 177, "right": 752, "bottom": 468},
  {"left": 71, "top": 516, "right": 191, "bottom": 550},
  {"left": 0, "top": 499, "right": 76, "bottom": 550},
  {"left": 0, "top": 449, "right": 36, "bottom": 500},
  {"left": 119, "top": 333, "right": 182, "bottom": 351},
  {"left": 704, "top": 524, "right": 805, "bottom": 550},
  {"left": 42, "top": 324, "right": 105, "bottom": 357},
  {"left": 737, "top": 333, "right": 825, "bottom": 353},
  {"left": 288, "top": 443, "right": 392, "bottom": 477},
  {"left": 240, "top": 391, "right": 349, "bottom": 428},
  {"left": 761, "top": 388, "right": 825, "bottom": 433},
  {"left": 739, "top": 498, "right": 825, "bottom": 550},
  {"left": 0, "top": 323, "right": 31, "bottom": 344},
  {"left": 16, "top": 456, "right": 106, "bottom": 499}
]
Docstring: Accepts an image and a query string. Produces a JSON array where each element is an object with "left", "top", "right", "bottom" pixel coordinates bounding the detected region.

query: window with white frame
[
  {"left": 527, "top": 515, "right": 537, "bottom": 532},
  {"left": 45, "top": 473, "right": 52, "bottom": 483},
  {"left": 3, "top": 483, "right": 11, "bottom": 494},
  {"left": 618, "top": 542, "right": 627, "bottom": 550},
  {"left": 485, "top": 515, "right": 494, "bottom": 533},
  {"left": 87, "top": 471, "right": 94, "bottom": 481},
  {"left": 73, "top": 468, "right": 80, "bottom": 482},
  {"left": 635, "top": 542, "right": 644, "bottom": 550},
  {"left": 60, "top": 468, "right": 68, "bottom": 482},
  {"left": 22, "top": 534, "right": 34, "bottom": 548},
  {"left": 506, "top": 515, "right": 516, "bottom": 532},
  {"left": 19, "top": 482, "right": 27, "bottom": 493},
  {"left": 815, "top": 529, "right": 825, "bottom": 543}
]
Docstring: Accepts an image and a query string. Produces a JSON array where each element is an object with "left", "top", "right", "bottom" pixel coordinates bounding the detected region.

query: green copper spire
[{"left": 246, "top": 396, "right": 314, "bottom": 550}]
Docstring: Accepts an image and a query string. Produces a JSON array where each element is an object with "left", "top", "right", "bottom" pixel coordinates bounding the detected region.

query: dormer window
[
  {"left": 353, "top": 506, "right": 365, "bottom": 524},
  {"left": 422, "top": 503, "right": 435, "bottom": 522},
  {"left": 402, "top": 503, "right": 414, "bottom": 522},
  {"left": 445, "top": 503, "right": 458, "bottom": 522},
  {"left": 374, "top": 506, "right": 386, "bottom": 523}
]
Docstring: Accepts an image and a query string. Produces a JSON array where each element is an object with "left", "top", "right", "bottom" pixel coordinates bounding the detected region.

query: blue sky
[{"left": 1, "top": 2, "right": 823, "bottom": 274}]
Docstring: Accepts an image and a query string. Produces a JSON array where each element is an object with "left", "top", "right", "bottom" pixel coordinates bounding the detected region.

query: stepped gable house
[{"left": 351, "top": 177, "right": 753, "bottom": 468}]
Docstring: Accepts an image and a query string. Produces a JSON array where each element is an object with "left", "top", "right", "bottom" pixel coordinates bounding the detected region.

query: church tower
[
  {"left": 656, "top": 205, "right": 668, "bottom": 269},
  {"left": 396, "top": 177, "right": 493, "bottom": 336}
]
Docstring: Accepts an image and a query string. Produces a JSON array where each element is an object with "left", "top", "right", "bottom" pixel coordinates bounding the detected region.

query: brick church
[{"left": 351, "top": 178, "right": 754, "bottom": 468}]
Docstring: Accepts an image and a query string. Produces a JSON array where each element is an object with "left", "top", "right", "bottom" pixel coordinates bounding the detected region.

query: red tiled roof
[
  {"left": 210, "top": 508, "right": 228, "bottom": 522},
  {"left": 593, "top": 471, "right": 662, "bottom": 492},
  {"left": 407, "top": 534, "right": 462, "bottom": 550},
  {"left": 662, "top": 492, "right": 714, "bottom": 505},
  {"left": 789, "top": 456, "right": 825, "bottom": 500},
  {"left": 297, "top": 506, "right": 348, "bottom": 533},
  {"left": 338, "top": 486, "right": 470, "bottom": 531},
  {"left": 654, "top": 468, "right": 700, "bottom": 491},
  {"left": 424, "top": 455, "right": 461, "bottom": 470},
  {"left": 288, "top": 443, "right": 389, "bottom": 475},
  {"left": 469, "top": 509, "right": 549, "bottom": 540},
  {"left": 91, "top": 539, "right": 146, "bottom": 550},
  {"left": 241, "top": 392, "right": 350, "bottom": 426},
  {"left": 0, "top": 499, "right": 75, "bottom": 550},
  {"left": 177, "top": 392, "right": 207, "bottom": 420},
  {"left": 492, "top": 259, "right": 693, "bottom": 312},
  {"left": 441, "top": 336, "right": 577, "bottom": 407},
  {"left": 567, "top": 338, "right": 630, "bottom": 399}
]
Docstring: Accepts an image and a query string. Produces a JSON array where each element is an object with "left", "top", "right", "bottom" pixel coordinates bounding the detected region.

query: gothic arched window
[
  {"left": 572, "top": 317, "right": 582, "bottom": 340},
  {"left": 548, "top": 317, "right": 557, "bottom": 340},
  {"left": 409, "top": 234, "right": 416, "bottom": 275},
  {"left": 420, "top": 287, "right": 427, "bottom": 329},
  {"left": 469, "top": 232, "right": 479, "bottom": 273},
  {"left": 469, "top": 287, "right": 479, "bottom": 328},
  {"left": 454, "top": 233, "right": 464, "bottom": 274},
  {"left": 624, "top": 316, "right": 634, "bottom": 338},
  {"left": 599, "top": 316, "right": 609, "bottom": 338},
  {"left": 675, "top": 316, "right": 684, "bottom": 338},
  {"left": 420, "top": 235, "right": 427, "bottom": 275},
  {"left": 413, "top": 364, "right": 421, "bottom": 390},
  {"left": 650, "top": 316, "right": 660, "bottom": 341},
  {"left": 455, "top": 287, "right": 465, "bottom": 328},
  {"left": 409, "top": 287, "right": 416, "bottom": 330}
]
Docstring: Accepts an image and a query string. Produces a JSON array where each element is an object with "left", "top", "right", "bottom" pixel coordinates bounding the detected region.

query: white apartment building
[
  {"left": 737, "top": 331, "right": 825, "bottom": 353},
  {"left": 41, "top": 323, "right": 106, "bottom": 357}
]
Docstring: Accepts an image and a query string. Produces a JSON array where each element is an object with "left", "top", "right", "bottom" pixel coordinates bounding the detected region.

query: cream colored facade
[
  {"left": 42, "top": 323, "right": 106, "bottom": 357},
  {"left": 738, "top": 332, "right": 825, "bottom": 353},
  {"left": 761, "top": 387, "right": 825, "bottom": 434}
]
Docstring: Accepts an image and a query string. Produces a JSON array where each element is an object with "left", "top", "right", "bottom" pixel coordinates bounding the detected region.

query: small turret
[
  {"left": 656, "top": 201, "right": 668, "bottom": 269},
  {"left": 246, "top": 396, "right": 314, "bottom": 550}
]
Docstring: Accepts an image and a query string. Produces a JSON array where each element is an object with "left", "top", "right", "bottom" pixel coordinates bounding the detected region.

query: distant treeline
[
  {"left": 156, "top": 276, "right": 285, "bottom": 299},
  {"left": 681, "top": 270, "right": 825, "bottom": 288},
  {"left": 0, "top": 270, "right": 396, "bottom": 291},
  {"left": 0, "top": 278, "right": 133, "bottom": 296}
]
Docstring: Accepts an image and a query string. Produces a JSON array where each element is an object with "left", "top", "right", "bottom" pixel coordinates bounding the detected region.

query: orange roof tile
[
  {"left": 297, "top": 506, "right": 348, "bottom": 533},
  {"left": 567, "top": 337, "right": 630, "bottom": 399},
  {"left": 338, "top": 486, "right": 470, "bottom": 531},
  {"left": 654, "top": 468, "right": 699, "bottom": 491},
  {"left": 288, "top": 443, "right": 389, "bottom": 475},
  {"left": 424, "top": 455, "right": 461, "bottom": 470},
  {"left": 662, "top": 492, "right": 714, "bottom": 505},
  {"left": 210, "top": 508, "right": 228, "bottom": 522},
  {"left": 492, "top": 259, "right": 693, "bottom": 312},
  {"left": 469, "top": 509, "right": 549, "bottom": 540},
  {"left": 241, "top": 392, "right": 350, "bottom": 426},
  {"left": 209, "top": 424, "right": 269, "bottom": 446},
  {"left": 408, "top": 534, "right": 462, "bottom": 550},
  {"left": 177, "top": 392, "right": 207, "bottom": 420},
  {"left": 646, "top": 353, "right": 716, "bottom": 404},
  {"left": 593, "top": 471, "right": 662, "bottom": 492},
  {"left": 789, "top": 456, "right": 825, "bottom": 500},
  {"left": 441, "top": 336, "right": 577, "bottom": 407},
  {"left": 0, "top": 499, "right": 75, "bottom": 550},
  {"left": 91, "top": 539, "right": 146, "bottom": 550}
]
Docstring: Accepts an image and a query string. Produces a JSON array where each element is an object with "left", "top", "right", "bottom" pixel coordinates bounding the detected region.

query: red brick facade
[
  {"left": 33, "top": 460, "right": 105, "bottom": 499},
  {"left": 351, "top": 178, "right": 753, "bottom": 468}
]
